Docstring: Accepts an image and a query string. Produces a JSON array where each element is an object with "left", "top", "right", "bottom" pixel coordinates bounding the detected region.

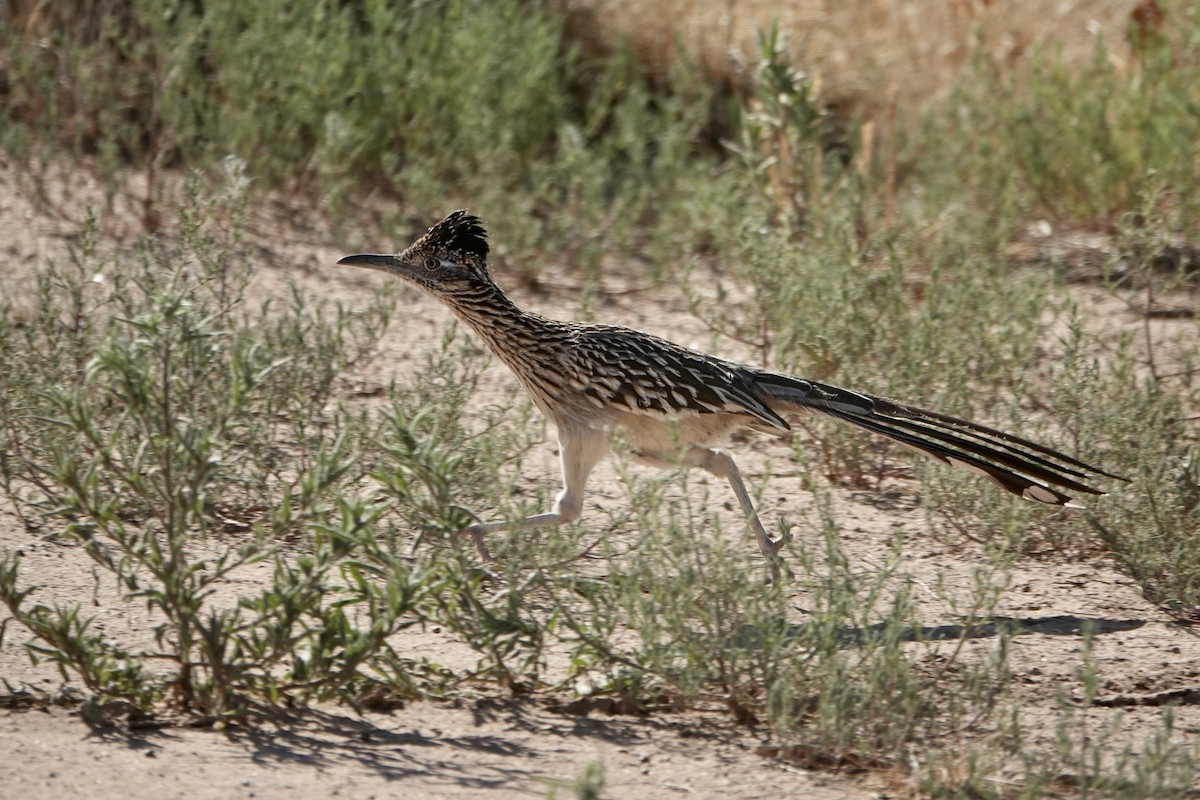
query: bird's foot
[
  {"left": 765, "top": 551, "right": 793, "bottom": 584},
  {"left": 461, "top": 523, "right": 496, "bottom": 563},
  {"left": 764, "top": 522, "right": 795, "bottom": 583},
  {"left": 767, "top": 527, "right": 793, "bottom": 558},
  {"left": 757, "top": 521, "right": 792, "bottom": 558}
]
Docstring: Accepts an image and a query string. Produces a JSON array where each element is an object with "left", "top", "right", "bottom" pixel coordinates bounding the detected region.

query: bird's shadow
[{"left": 737, "top": 614, "right": 1146, "bottom": 649}]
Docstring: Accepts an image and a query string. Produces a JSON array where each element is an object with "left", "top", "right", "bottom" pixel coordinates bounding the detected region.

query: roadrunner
[{"left": 339, "top": 211, "right": 1122, "bottom": 566}]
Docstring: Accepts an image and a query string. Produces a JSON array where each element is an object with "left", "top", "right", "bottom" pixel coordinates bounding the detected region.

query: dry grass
[
  {"left": 557, "top": 0, "right": 1143, "bottom": 119},
  {"left": 7, "top": 0, "right": 1149, "bottom": 122},
  {"left": 2, "top": 0, "right": 132, "bottom": 42}
]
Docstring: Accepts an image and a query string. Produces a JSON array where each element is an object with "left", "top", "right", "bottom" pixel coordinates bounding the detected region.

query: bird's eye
[{"left": 423, "top": 256, "right": 440, "bottom": 270}]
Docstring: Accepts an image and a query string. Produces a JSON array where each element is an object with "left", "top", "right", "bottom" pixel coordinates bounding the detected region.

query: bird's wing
[{"left": 566, "top": 327, "right": 791, "bottom": 432}]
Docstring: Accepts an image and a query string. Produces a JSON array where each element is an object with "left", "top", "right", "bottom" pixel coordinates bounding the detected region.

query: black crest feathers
[{"left": 418, "top": 210, "right": 489, "bottom": 262}]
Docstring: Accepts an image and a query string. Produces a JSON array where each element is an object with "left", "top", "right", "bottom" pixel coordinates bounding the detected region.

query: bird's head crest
[{"left": 403, "top": 209, "right": 489, "bottom": 265}]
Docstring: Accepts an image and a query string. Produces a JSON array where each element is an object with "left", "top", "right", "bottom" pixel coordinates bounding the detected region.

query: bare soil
[{"left": 2, "top": 163, "right": 1199, "bottom": 799}]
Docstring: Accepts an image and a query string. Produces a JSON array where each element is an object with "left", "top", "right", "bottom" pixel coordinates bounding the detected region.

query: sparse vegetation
[{"left": 2, "top": 0, "right": 1200, "bottom": 796}]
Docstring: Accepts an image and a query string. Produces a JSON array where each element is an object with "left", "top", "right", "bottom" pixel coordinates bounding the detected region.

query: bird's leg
[
  {"left": 683, "top": 447, "right": 793, "bottom": 563},
  {"left": 628, "top": 446, "right": 792, "bottom": 566},
  {"left": 461, "top": 425, "right": 610, "bottom": 561}
]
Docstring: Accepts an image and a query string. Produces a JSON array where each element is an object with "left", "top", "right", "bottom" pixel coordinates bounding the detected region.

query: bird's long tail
[{"left": 751, "top": 370, "right": 1125, "bottom": 507}]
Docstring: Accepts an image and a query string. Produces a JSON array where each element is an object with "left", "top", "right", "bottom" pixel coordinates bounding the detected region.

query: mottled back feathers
[{"left": 567, "top": 328, "right": 790, "bottom": 430}]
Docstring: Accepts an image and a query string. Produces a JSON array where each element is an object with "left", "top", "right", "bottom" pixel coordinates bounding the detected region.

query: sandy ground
[{"left": 2, "top": 162, "right": 1199, "bottom": 799}]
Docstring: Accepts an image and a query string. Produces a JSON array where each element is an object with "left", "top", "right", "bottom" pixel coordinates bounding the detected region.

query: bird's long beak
[{"left": 336, "top": 253, "right": 402, "bottom": 273}]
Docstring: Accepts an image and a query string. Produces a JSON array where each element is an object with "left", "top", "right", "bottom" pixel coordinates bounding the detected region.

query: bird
[{"left": 338, "top": 210, "right": 1123, "bottom": 568}]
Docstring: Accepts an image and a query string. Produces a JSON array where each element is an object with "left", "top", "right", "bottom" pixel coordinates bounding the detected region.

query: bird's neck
[{"left": 443, "top": 278, "right": 555, "bottom": 353}]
